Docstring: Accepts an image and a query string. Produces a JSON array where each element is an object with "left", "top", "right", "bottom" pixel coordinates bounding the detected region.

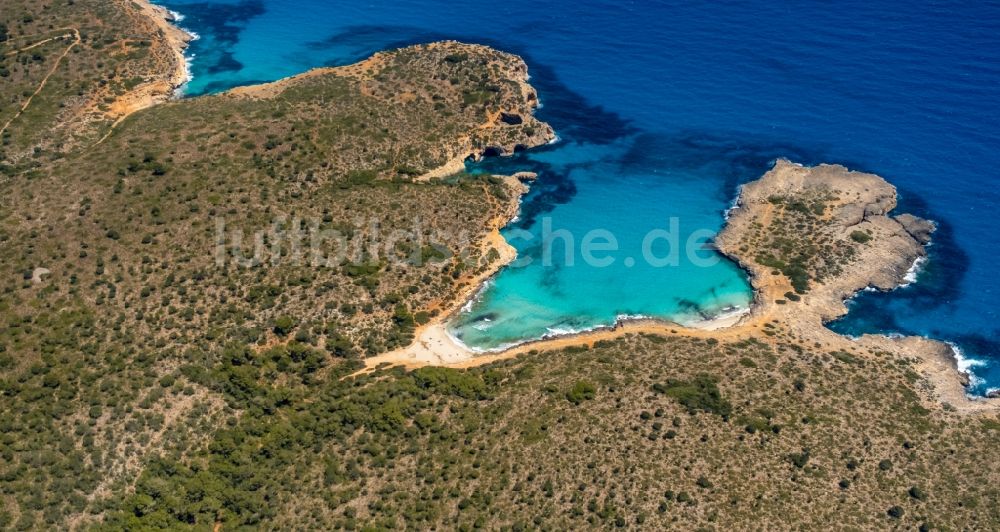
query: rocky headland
[
  {"left": 115, "top": 0, "right": 195, "bottom": 115},
  {"left": 225, "top": 40, "right": 555, "bottom": 179},
  {"left": 5, "top": 1, "right": 1000, "bottom": 527},
  {"left": 365, "top": 159, "right": 998, "bottom": 413}
]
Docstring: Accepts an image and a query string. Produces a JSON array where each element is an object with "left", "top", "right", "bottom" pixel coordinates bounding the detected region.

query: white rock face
[{"left": 31, "top": 267, "right": 51, "bottom": 284}]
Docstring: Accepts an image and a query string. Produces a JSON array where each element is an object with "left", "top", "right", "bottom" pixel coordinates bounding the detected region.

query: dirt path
[
  {"left": 2, "top": 33, "right": 73, "bottom": 57},
  {"left": 94, "top": 114, "right": 131, "bottom": 146},
  {"left": 0, "top": 28, "right": 81, "bottom": 138},
  {"left": 1, "top": 26, "right": 78, "bottom": 49},
  {"left": 0, "top": 3, "right": 191, "bottom": 148}
]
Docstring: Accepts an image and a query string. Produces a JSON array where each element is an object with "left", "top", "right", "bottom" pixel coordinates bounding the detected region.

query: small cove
[{"left": 158, "top": 0, "right": 1000, "bottom": 391}]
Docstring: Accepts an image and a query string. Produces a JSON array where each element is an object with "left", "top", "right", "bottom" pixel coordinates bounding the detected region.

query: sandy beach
[
  {"left": 357, "top": 160, "right": 1000, "bottom": 414},
  {"left": 110, "top": 6, "right": 995, "bottom": 415}
]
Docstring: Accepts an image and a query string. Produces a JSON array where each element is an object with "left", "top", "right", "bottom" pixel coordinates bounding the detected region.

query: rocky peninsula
[
  {"left": 365, "top": 160, "right": 997, "bottom": 413},
  {"left": 4, "top": 0, "right": 1000, "bottom": 528}
]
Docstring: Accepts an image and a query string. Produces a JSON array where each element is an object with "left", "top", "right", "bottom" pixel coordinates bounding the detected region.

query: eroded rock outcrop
[
  {"left": 715, "top": 160, "right": 991, "bottom": 409},
  {"left": 896, "top": 213, "right": 937, "bottom": 245},
  {"left": 717, "top": 159, "right": 933, "bottom": 322},
  {"left": 225, "top": 41, "right": 555, "bottom": 181}
]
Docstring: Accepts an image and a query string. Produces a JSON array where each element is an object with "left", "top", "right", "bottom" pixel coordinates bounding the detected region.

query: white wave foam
[
  {"left": 544, "top": 325, "right": 589, "bottom": 337},
  {"left": 899, "top": 255, "right": 927, "bottom": 287},
  {"left": 162, "top": 3, "right": 198, "bottom": 98},
  {"left": 509, "top": 189, "right": 528, "bottom": 224},
  {"left": 946, "top": 341, "right": 987, "bottom": 390},
  {"left": 846, "top": 256, "right": 927, "bottom": 299},
  {"left": 528, "top": 320, "right": 617, "bottom": 345},
  {"left": 454, "top": 314, "right": 614, "bottom": 354},
  {"left": 714, "top": 305, "right": 750, "bottom": 320},
  {"left": 723, "top": 187, "right": 743, "bottom": 220},
  {"left": 459, "top": 279, "right": 493, "bottom": 313},
  {"left": 470, "top": 317, "right": 493, "bottom": 331},
  {"left": 546, "top": 134, "right": 560, "bottom": 145},
  {"left": 615, "top": 313, "right": 650, "bottom": 323},
  {"left": 173, "top": 53, "right": 196, "bottom": 97}
]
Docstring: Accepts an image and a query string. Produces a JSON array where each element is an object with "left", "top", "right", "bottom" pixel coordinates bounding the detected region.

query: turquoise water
[
  {"left": 448, "top": 140, "right": 752, "bottom": 351},
  {"left": 160, "top": 0, "right": 1000, "bottom": 392}
]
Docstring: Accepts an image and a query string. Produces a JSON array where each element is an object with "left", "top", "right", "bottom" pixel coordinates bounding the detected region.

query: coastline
[
  {"left": 359, "top": 160, "right": 999, "bottom": 414},
  {"left": 111, "top": 8, "right": 994, "bottom": 412},
  {"left": 360, "top": 213, "right": 760, "bottom": 373},
  {"left": 107, "top": 0, "right": 194, "bottom": 122},
  {"left": 136, "top": 0, "right": 193, "bottom": 91},
  {"left": 364, "top": 174, "right": 531, "bottom": 368}
]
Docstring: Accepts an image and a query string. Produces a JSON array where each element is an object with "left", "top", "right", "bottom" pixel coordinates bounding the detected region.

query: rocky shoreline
[
  {"left": 716, "top": 161, "right": 995, "bottom": 407},
  {"left": 359, "top": 173, "right": 536, "bottom": 370},
  {"left": 224, "top": 40, "right": 555, "bottom": 179},
  {"left": 114, "top": 0, "right": 194, "bottom": 118},
  {"left": 127, "top": 4, "right": 993, "bottom": 412},
  {"left": 365, "top": 159, "right": 999, "bottom": 413}
]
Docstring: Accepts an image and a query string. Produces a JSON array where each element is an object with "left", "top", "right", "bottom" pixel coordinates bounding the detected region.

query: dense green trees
[
  {"left": 102, "top": 363, "right": 495, "bottom": 528},
  {"left": 272, "top": 316, "right": 297, "bottom": 336},
  {"left": 652, "top": 374, "right": 732, "bottom": 418},
  {"left": 3, "top": 324, "right": 996, "bottom": 529},
  {"left": 566, "top": 380, "right": 596, "bottom": 404}
]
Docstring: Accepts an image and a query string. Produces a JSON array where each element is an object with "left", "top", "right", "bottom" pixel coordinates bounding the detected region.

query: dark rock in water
[
  {"left": 895, "top": 213, "right": 936, "bottom": 245},
  {"left": 987, "top": 389, "right": 1000, "bottom": 399},
  {"left": 473, "top": 312, "right": 498, "bottom": 323},
  {"left": 500, "top": 112, "right": 523, "bottom": 125}
]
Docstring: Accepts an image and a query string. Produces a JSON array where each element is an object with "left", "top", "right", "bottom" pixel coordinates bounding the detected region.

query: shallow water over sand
[
  {"left": 446, "top": 137, "right": 753, "bottom": 351},
  {"left": 160, "top": 0, "right": 1000, "bottom": 391}
]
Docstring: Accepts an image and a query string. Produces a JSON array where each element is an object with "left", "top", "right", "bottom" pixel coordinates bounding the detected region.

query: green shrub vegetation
[
  {"left": 566, "top": 379, "right": 597, "bottom": 404},
  {"left": 0, "top": 1, "right": 996, "bottom": 530},
  {"left": 750, "top": 192, "right": 856, "bottom": 293},
  {"left": 652, "top": 374, "right": 732, "bottom": 418}
]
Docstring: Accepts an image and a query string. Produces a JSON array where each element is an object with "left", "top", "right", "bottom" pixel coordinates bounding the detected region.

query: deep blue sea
[{"left": 159, "top": 0, "right": 1000, "bottom": 394}]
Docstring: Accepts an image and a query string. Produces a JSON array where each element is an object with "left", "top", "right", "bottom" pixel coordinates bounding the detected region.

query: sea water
[
  {"left": 445, "top": 139, "right": 754, "bottom": 351},
  {"left": 157, "top": 0, "right": 1000, "bottom": 393}
]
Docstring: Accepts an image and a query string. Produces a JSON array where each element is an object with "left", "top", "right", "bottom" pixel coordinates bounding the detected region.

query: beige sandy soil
[
  {"left": 359, "top": 160, "right": 999, "bottom": 414},
  {"left": 101, "top": 0, "right": 193, "bottom": 132},
  {"left": 117, "top": 6, "right": 995, "bottom": 414}
]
